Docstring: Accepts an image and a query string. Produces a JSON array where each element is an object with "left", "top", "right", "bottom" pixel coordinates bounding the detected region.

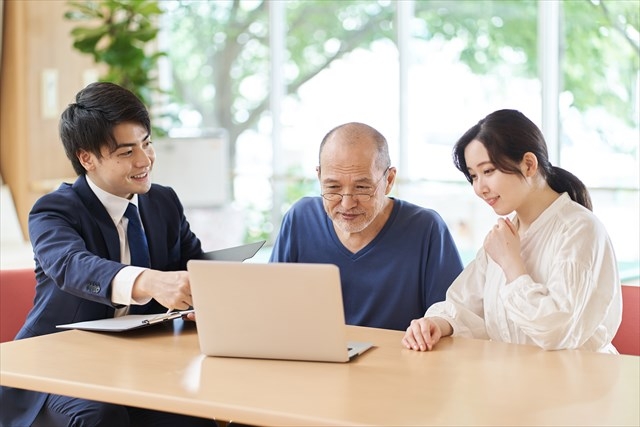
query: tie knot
[{"left": 124, "top": 203, "right": 140, "bottom": 221}]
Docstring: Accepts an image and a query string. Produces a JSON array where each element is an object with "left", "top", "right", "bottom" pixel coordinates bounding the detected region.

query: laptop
[{"left": 187, "top": 261, "right": 373, "bottom": 362}]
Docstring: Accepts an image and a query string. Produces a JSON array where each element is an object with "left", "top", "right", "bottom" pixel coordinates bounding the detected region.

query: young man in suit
[{"left": 0, "top": 82, "right": 216, "bottom": 426}]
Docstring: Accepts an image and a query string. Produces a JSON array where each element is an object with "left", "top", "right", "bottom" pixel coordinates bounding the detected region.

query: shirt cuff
[{"left": 111, "top": 266, "right": 152, "bottom": 306}]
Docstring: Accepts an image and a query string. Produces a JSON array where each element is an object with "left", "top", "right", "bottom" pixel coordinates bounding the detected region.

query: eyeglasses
[{"left": 321, "top": 167, "right": 390, "bottom": 202}]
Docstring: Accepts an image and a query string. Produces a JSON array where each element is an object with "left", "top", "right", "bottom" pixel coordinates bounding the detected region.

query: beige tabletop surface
[{"left": 1, "top": 320, "right": 638, "bottom": 426}]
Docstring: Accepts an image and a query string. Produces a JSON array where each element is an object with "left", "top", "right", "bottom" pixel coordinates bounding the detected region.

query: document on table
[{"left": 56, "top": 310, "right": 194, "bottom": 332}]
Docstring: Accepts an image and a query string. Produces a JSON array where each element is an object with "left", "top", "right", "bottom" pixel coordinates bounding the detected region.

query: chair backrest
[
  {"left": 0, "top": 268, "right": 36, "bottom": 343},
  {"left": 612, "top": 284, "right": 640, "bottom": 356}
]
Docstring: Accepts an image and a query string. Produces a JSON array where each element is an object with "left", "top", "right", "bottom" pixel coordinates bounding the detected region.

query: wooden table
[{"left": 1, "top": 321, "right": 638, "bottom": 426}]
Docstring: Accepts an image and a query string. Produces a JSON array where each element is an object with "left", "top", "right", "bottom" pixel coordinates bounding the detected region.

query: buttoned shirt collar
[{"left": 85, "top": 176, "right": 140, "bottom": 225}]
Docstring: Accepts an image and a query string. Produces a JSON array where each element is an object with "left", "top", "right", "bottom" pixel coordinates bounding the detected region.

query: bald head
[{"left": 319, "top": 122, "right": 391, "bottom": 172}]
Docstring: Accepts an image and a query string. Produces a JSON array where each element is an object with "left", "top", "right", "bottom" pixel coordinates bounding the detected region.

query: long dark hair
[{"left": 452, "top": 109, "right": 592, "bottom": 211}]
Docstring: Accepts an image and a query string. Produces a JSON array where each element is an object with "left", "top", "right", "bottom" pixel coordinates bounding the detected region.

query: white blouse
[{"left": 426, "top": 193, "right": 622, "bottom": 353}]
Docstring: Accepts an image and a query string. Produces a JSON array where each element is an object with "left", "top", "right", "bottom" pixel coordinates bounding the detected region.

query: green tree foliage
[
  {"left": 413, "top": 0, "right": 538, "bottom": 76},
  {"left": 165, "top": 0, "right": 638, "bottom": 183},
  {"left": 165, "top": 0, "right": 395, "bottom": 173},
  {"left": 413, "top": 0, "right": 639, "bottom": 125},
  {"left": 64, "top": 0, "right": 168, "bottom": 134},
  {"left": 563, "top": 0, "right": 639, "bottom": 126}
]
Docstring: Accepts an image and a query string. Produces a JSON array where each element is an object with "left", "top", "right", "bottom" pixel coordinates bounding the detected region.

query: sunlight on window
[{"left": 161, "top": 0, "right": 638, "bottom": 274}]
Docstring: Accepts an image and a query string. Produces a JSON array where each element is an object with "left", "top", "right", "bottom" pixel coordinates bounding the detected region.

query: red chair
[
  {"left": 0, "top": 268, "right": 36, "bottom": 343},
  {"left": 612, "top": 284, "right": 640, "bottom": 356}
]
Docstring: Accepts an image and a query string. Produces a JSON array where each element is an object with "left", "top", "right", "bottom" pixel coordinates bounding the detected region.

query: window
[
  {"left": 161, "top": 0, "right": 639, "bottom": 275},
  {"left": 403, "top": 0, "right": 543, "bottom": 258},
  {"left": 560, "top": 0, "right": 639, "bottom": 278}
]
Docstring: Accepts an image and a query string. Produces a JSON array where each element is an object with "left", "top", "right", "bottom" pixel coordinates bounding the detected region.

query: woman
[{"left": 403, "top": 109, "right": 621, "bottom": 353}]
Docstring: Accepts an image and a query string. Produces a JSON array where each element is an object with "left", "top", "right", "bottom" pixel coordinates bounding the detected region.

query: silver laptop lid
[{"left": 188, "top": 261, "right": 371, "bottom": 362}]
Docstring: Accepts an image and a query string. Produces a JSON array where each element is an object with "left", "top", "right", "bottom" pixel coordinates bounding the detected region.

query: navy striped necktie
[{"left": 124, "top": 203, "right": 151, "bottom": 268}]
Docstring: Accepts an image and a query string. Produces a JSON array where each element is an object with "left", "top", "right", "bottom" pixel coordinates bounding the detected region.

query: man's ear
[
  {"left": 77, "top": 150, "right": 95, "bottom": 172},
  {"left": 522, "top": 152, "right": 538, "bottom": 177},
  {"left": 384, "top": 166, "right": 397, "bottom": 194},
  {"left": 316, "top": 165, "right": 321, "bottom": 180}
]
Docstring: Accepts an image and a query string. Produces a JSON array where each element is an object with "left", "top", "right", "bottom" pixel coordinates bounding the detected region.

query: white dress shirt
[
  {"left": 426, "top": 193, "right": 622, "bottom": 353},
  {"left": 86, "top": 177, "right": 151, "bottom": 316}
]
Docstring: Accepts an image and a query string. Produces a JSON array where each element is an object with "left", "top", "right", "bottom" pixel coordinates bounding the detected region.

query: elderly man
[{"left": 270, "top": 122, "right": 463, "bottom": 331}]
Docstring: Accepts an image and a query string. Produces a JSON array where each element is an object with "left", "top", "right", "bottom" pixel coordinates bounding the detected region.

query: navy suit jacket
[{"left": 0, "top": 175, "right": 205, "bottom": 426}]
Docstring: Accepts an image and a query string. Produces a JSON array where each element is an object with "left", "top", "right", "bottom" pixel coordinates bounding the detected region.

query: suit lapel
[
  {"left": 138, "top": 190, "right": 164, "bottom": 269},
  {"left": 72, "top": 176, "right": 122, "bottom": 262}
]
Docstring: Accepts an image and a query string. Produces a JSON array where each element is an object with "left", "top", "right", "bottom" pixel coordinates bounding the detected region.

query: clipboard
[
  {"left": 56, "top": 310, "right": 194, "bottom": 332},
  {"left": 202, "top": 240, "right": 266, "bottom": 262},
  {"left": 55, "top": 241, "right": 265, "bottom": 332}
]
